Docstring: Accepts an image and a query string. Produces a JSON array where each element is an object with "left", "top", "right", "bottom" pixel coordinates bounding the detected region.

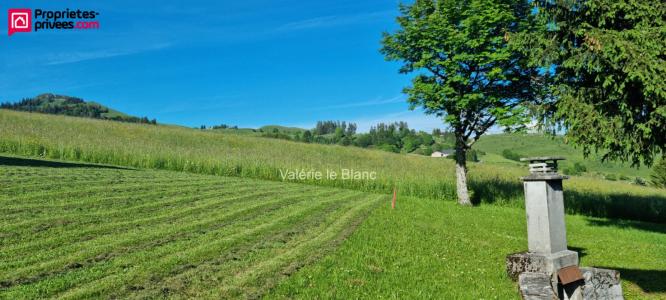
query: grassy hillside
[
  {"left": 0, "top": 94, "right": 156, "bottom": 124},
  {"left": 0, "top": 109, "right": 664, "bottom": 223},
  {"left": 475, "top": 133, "right": 652, "bottom": 179},
  {"left": 0, "top": 158, "right": 382, "bottom": 298}
]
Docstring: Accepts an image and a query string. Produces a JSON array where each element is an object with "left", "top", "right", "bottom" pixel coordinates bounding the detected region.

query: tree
[
  {"left": 382, "top": 0, "right": 536, "bottom": 205},
  {"left": 334, "top": 127, "right": 345, "bottom": 142},
  {"left": 522, "top": 0, "right": 665, "bottom": 167},
  {"left": 652, "top": 158, "right": 666, "bottom": 189},
  {"left": 302, "top": 130, "right": 312, "bottom": 143}
]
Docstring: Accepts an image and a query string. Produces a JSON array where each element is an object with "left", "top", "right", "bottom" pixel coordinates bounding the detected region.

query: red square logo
[{"left": 8, "top": 9, "right": 32, "bottom": 36}]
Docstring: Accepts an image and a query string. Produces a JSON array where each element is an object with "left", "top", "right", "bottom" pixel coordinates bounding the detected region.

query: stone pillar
[
  {"left": 506, "top": 157, "right": 624, "bottom": 300},
  {"left": 520, "top": 157, "right": 578, "bottom": 274},
  {"left": 523, "top": 176, "right": 567, "bottom": 254}
]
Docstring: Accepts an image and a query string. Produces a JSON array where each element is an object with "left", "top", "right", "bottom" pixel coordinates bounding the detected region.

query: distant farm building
[{"left": 431, "top": 149, "right": 455, "bottom": 158}]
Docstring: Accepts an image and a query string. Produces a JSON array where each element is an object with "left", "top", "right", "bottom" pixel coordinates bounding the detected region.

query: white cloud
[
  {"left": 276, "top": 10, "right": 393, "bottom": 32},
  {"left": 45, "top": 43, "right": 172, "bottom": 65},
  {"left": 312, "top": 95, "right": 405, "bottom": 110}
]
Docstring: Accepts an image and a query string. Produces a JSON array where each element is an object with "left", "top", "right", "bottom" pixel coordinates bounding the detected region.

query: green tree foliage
[
  {"left": 522, "top": 0, "right": 666, "bottom": 166},
  {"left": 260, "top": 120, "right": 449, "bottom": 156},
  {"left": 652, "top": 158, "right": 666, "bottom": 189},
  {"left": 381, "top": 0, "right": 536, "bottom": 205},
  {"left": 314, "top": 121, "right": 356, "bottom": 136},
  {"left": 302, "top": 130, "right": 313, "bottom": 143}
]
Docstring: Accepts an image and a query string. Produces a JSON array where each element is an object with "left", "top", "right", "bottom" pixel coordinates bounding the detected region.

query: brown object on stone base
[{"left": 558, "top": 265, "right": 584, "bottom": 285}]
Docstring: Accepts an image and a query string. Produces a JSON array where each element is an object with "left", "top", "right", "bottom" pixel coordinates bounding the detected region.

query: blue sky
[{"left": 0, "top": 0, "right": 446, "bottom": 132}]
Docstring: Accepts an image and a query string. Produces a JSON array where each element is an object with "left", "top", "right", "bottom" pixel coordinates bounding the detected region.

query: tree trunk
[{"left": 455, "top": 141, "right": 472, "bottom": 206}]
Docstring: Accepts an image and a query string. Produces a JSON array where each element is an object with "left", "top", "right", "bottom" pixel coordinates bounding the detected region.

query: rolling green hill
[
  {"left": 0, "top": 94, "right": 156, "bottom": 124},
  {"left": 475, "top": 133, "right": 653, "bottom": 179}
]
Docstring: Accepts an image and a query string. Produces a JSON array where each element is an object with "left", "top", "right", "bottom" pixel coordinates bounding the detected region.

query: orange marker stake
[{"left": 391, "top": 187, "right": 396, "bottom": 209}]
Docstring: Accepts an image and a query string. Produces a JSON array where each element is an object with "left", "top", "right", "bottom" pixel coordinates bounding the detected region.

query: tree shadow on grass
[
  {"left": 469, "top": 177, "right": 522, "bottom": 206},
  {"left": 0, "top": 156, "right": 134, "bottom": 170},
  {"left": 598, "top": 267, "right": 666, "bottom": 293},
  {"left": 565, "top": 190, "right": 666, "bottom": 225},
  {"left": 468, "top": 178, "right": 666, "bottom": 225},
  {"left": 585, "top": 218, "right": 666, "bottom": 235},
  {"left": 568, "top": 246, "right": 588, "bottom": 259}
]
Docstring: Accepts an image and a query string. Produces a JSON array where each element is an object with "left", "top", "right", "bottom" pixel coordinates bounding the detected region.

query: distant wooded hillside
[{"left": 0, "top": 94, "right": 157, "bottom": 125}]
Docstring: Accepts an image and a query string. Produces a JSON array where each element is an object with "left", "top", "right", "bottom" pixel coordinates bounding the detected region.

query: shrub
[
  {"left": 378, "top": 144, "right": 399, "bottom": 153},
  {"left": 651, "top": 158, "right": 666, "bottom": 188},
  {"left": 633, "top": 177, "right": 647, "bottom": 186},
  {"left": 564, "top": 162, "right": 587, "bottom": 176},
  {"left": 422, "top": 146, "right": 433, "bottom": 156},
  {"left": 501, "top": 149, "right": 522, "bottom": 161}
]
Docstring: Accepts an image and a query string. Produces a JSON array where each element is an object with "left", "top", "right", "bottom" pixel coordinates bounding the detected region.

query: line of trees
[
  {"left": 260, "top": 120, "right": 472, "bottom": 157},
  {"left": 313, "top": 121, "right": 357, "bottom": 136}
]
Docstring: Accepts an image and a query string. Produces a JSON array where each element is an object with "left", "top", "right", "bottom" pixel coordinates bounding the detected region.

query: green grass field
[
  {"left": 1, "top": 110, "right": 664, "bottom": 223},
  {"left": 1, "top": 110, "right": 665, "bottom": 298},
  {"left": 0, "top": 159, "right": 382, "bottom": 299},
  {"left": 268, "top": 196, "right": 666, "bottom": 299},
  {"left": 1, "top": 158, "right": 664, "bottom": 299}
]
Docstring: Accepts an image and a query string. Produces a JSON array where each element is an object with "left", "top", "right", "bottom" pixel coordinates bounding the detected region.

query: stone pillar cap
[
  {"left": 520, "top": 156, "right": 567, "bottom": 179},
  {"left": 520, "top": 157, "right": 566, "bottom": 162}
]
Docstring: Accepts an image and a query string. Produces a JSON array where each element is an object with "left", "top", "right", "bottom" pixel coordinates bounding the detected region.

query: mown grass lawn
[
  {"left": 268, "top": 196, "right": 666, "bottom": 299},
  {"left": 0, "top": 160, "right": 383, "bottom": 299}
]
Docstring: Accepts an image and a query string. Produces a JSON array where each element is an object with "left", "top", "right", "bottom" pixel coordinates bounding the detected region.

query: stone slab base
[
  {"left": 506, "top": 251, "right": 579, "bottom": 281},
  {"left": 519, "top": 272, "right": 558, "bottom": 300},
  {"left": 511, "top": 264, "right": 624, "bottom": 299},
  {"left": 580, "top": 268, "right": 623, "bottom": 300}
]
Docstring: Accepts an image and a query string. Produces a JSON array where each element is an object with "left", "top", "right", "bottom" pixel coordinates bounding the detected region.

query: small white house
[{"left": 431, "top": 149, "right": 455, "bottom": 158}]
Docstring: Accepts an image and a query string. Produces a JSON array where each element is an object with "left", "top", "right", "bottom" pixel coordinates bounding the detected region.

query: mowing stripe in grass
[
  {"left": 1, "top": 190, "right": 365, "bottom": 299},
  {"left": 214, "top": 195, "right": 383, "bottom": 298},
  {"left": 0, "top": 183, "right": 261, "bottom": 248},
  {"left": 53, "top": 191, "right": 370, "bottom": 299},
  {"left": 0, "top": 174, "right": 202, "bottom": 194},
  {"left": 0, "top": 184, "right": 317, "bottom": 276},
  {"left": 0, "top": 178, "right": 230, "bottom": 206},
  {"left": 0, "top": 180, "right": 252, "bottom": 227},
  {"left": 0, "top": 184, "right": 332, "bottom": 269},
  {"left": 144, "top": 194, "right": 384, "bottom": 299},
  {"left": 0, "top": 173, "right": 162, "bottom": 188}
]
